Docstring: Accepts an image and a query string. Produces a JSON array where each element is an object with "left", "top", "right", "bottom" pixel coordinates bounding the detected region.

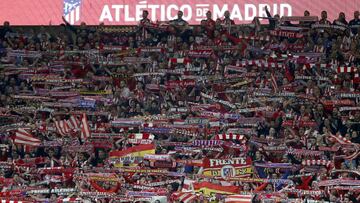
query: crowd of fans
[{"left": 0, "top": 8, "right": 360, "bottom": 203}]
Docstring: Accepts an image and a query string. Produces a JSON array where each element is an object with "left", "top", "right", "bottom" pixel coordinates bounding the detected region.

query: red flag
[
  {"left": 54, "top": 119, "right": 70, "bottom": 136},
  {"left": 67, "top": 115, "right": 81, "bottom": 130},
  {"left": 171, "top": 192, "right": 197, "bottom": 203},
  {"left": 14, "top": 128, "right": 41, "bottom": 146},
  {"left": 270, "top": 73, "right": 278, "bottom": 93},
  {"left": 80, "top": 113, "right": 91, "bottom": 140}
]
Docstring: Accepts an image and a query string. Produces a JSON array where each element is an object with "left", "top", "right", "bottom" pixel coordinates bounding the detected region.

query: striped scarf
[
  {"left": 254, "top": 162, "right": 298, "bottom": 169},
  {"left": 318, "top": 179, "right": 360, "bottom": 187},
  {"left": 238, "top": 35, "right": 270, "bottom": 41},
  {"left": 237, "top": 59, "right": 283, "bottom": 68},
  {"left": 192, "top": 140, "right": 224, "bottom": 146},
  {"left": 327, "top": 134, "right": 360, "bottom": 160},
  {"left": 214, "top": 134, "right": 246, "bottom": 143},
  {"left": 337, "top": 66, "right": 357, "bottom": 73},
  {"left": 301, "top": 159, "right": 333, "bottom": 167},
  {"left": 168, "top": 58, "right": 191, "bottom": 68},
  {"left": 281, "top": 189, "right": 323, "bottom": 196},
  {"left": 286, "top": 148, "right": 324, "bottom": 157}
]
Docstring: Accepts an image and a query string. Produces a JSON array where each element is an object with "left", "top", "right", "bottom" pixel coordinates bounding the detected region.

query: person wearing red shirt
[
  {"left": 222, "top": 11, "right": 235, "bottom": 26},
  {"left": 221, "top": 11, "right": 235, "bottom": 33},
  {"left": 201, "top": 11, "right": 216, "bottom": 38}
]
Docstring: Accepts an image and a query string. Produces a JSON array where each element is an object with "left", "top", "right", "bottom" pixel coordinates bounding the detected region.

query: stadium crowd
[{"left": 0, "top": 7, "right": 360, "bottom": 203}]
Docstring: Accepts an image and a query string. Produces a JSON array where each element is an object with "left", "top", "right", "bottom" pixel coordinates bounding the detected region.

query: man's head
[
  {"left": 80, "top": 22, "right": 86, "bottom": 28},
  {"left": 224, "top": 11, "right": 230, "bottom": 18},
  {"left": 321, "top": 11, "right": 327, "bottom": 20},
  {"left": 274, "top": 14, "right": 280, "bottom": 20},
  {"left": 339, "top": 12, "right": 345, "bottom": 20},
  {"left": 354, "top": 11, "right": 360, "bottom": 19},
  {"left": 177, "top": 11, "right": 183, "bottom": 19},
  {"left": 304, "top": 10, "right": 310, "bottom": 17},
  {"left": 142, "top": 10, "right": 149, "bottom": 19},
  {"left": 206, "top": 11, "right": 212, "bottom": 19},
  {"left": 3, "top": 21, "right": 10, "bottom": 27},
  {"left": 98, "top": 149, "right": 106, "bottom": 159},
  {"left": 151, "top": 101, "right": 158, "bottom": 109}
]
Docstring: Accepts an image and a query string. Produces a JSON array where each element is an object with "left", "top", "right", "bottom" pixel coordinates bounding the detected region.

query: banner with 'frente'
[
  {"left": 0, "top": 0, "right": 359, "bottom": 25},
  {"left": 202, "top": 157, "right": 253, "bottom": 179}
]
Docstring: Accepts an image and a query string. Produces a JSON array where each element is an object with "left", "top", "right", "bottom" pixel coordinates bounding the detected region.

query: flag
[
  {"left": 54, "top": 119, "right": 70, "bottom": 136},
  {"left": 67, "top": 115, "right": 81, "bottom": 130},
  {"left": 110, "top": 144, "right": 155, "bottom": 167},
  {"left": 202, "top": 157, "right": 253, "bottom": 179},
  {"left": 63, "top": 0, "right": 82, "bottom": 25},
  {"left": 80, "top": 113, "right": 90, "bottom": 140},
  {"left": 171, "top": 192, "right": 197, "bottom": 203},
  {"left": 225, "top": 194, "right": 253, "bottom": 203},
  {"left": 54, "top": 115, "right": 80, "bottom": 136},
  {"left": 178, "top": 193, "right": 197, "bottom": 203},
  {"left": 270, "top": 73, "right": 278, "bottom": 92},
  {"left": 182, "top": 179, "right": 195, "bottom": 192},
  {"left": 110, "top": 144, "right": 155, "bottom": 158},
  {"left": 14, "top": 128, "right": 41, "bottom": 147}
]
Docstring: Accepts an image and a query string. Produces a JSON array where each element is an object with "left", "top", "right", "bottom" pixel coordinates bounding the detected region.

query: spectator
[
  {"left": 349, "top": 10, "right": 360, "bottom": 35},
  {"left": 319, "top": 10, "right": 331, "bottom": 24}
]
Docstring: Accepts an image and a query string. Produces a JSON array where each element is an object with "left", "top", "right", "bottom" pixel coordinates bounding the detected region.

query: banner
[
  {"left": 202, "top": 157, "right": 253, "bottom": 179},
  {"left": 0, "top": 0, "right": 359, "bottom": 25}
]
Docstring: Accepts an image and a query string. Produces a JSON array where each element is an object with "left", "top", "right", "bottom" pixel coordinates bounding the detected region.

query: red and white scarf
[
  {"left": 214, "top": 134, "right": 246, "bottom": 143},
  {"left": 168, "top": 58, "right": 191, "bottom": 68},
  {"left": 301, "top": 159, "right": 333, "bottom": 167}
]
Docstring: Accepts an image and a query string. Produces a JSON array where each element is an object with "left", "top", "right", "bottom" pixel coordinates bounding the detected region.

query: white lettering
[
  {"left": 272, "top": 4, "right": 278, "bottom": 16},
  {"left": 239, "top": 158, "right": 246, "bottom": 164},
  {"left": 112, "top": 5, "right": 124, "bottom": 22},
  {"left": 213, "top": 4, "right": 228, "bottom": 19},
  {"left": 124, "top": 5, "right": 135, "bottom": 21},
  {"left": 99, "top": 5, "right": 113, "bottom": 22},
  {"left": 258, "top": 4, "right": 269, "bottom": 18},
  {"left": 98, "top": 3, "right": 292, "bottom": 24},
  {"left": 231, "top": 4, "right": 243, "bottom": 21},
  {"left": 180, "top": 5, "right": 192, "bottom": 21},
  {"left": 280, "top": 4, "right": 292, "bottom": 17},
  {"left": 148, "top": 4, "right": 160, "bottom": 22},
  {"left": 196, "top": 8, "right": 203, "bottom": 17},
  {"left": 135, "top": 3, "right": 147, "bottom": 21},
  {"left": 160, "top": 4, "right": 166, "bottom": 21},
  {"left": 210, "top": 159, "right": 216, "bottom": 167},
  {"left": 245, "top": 4, "right": 256, "bottom": 21},
  {"left": 209, "top": 158, "right": 247, "bottom": 167},
  {"left": 167, "top": 4, "right": 178, "bottom": 20}
]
